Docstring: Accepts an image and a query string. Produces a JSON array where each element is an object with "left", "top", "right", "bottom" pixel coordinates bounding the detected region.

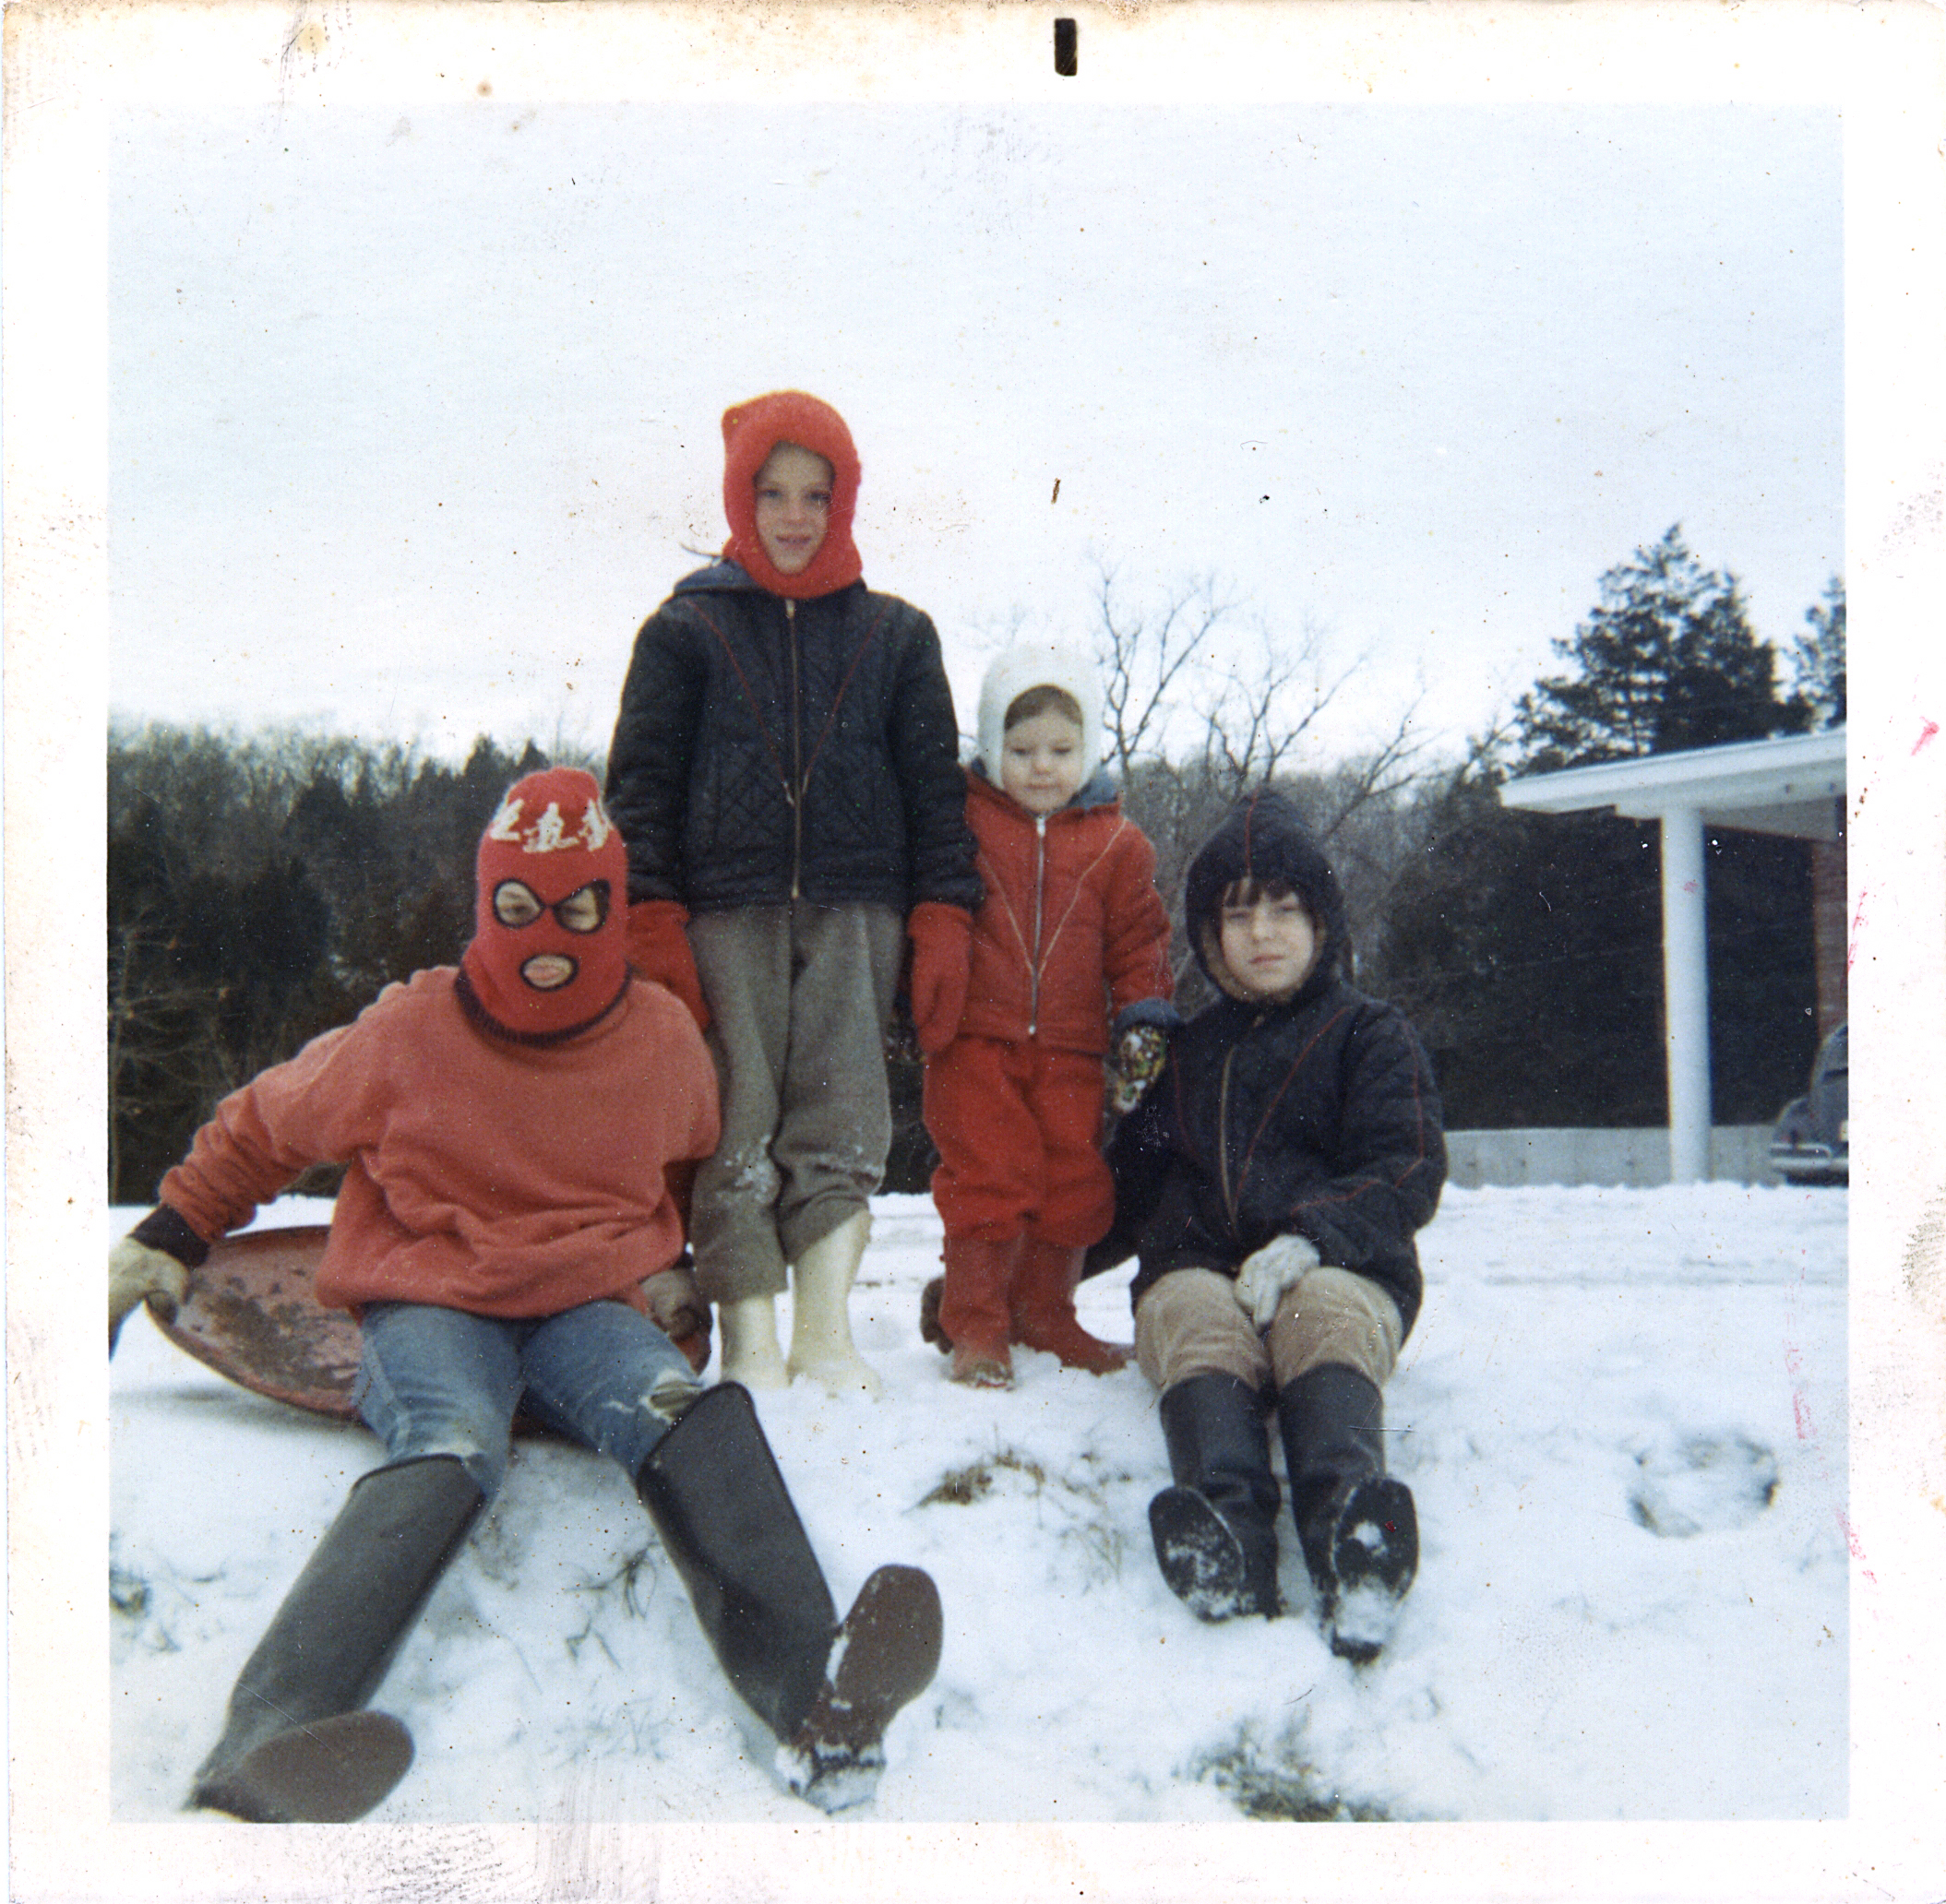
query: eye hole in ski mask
[{"left": 491, "top": 879, "right": 611, "bottom": 934}]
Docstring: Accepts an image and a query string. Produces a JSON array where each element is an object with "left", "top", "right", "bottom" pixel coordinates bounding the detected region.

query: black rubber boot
[
  {"left": 1147, "top": 1372, "right": 1281, "bottom": 1621},
  {"left": 189, "top": 1453, "right": 485, "bottom": 1821},
  {"left": 636, "top": 1383, "right": 941, "bottom": 1810},
  {"left": 1277, "top": 1363, "right": 1418, "bottom": 1663}
]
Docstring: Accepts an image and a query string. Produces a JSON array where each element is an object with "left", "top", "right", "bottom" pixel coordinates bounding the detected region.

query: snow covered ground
[{"left": 110, "top": 1181, "right": 1848, "bottom": 1827}]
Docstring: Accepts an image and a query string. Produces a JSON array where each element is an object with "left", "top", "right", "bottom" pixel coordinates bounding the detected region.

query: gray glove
[
  {"left": 109, "top": 1235, "right": 190, "bottom": 1354},
  {"left": 1232, "top": 1233, "right": 1320, "bottom": 1330}
]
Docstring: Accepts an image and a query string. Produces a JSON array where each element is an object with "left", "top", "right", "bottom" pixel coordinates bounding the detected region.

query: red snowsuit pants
[{"left": 925, "top": 1033, "right": 1112, "bottom": 1246}]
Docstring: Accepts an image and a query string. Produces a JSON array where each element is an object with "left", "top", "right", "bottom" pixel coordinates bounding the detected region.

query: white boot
[
  {"left": 717, "top": 1296, "right": 788, "bottom": 1390},
  {"left": 786, "top": 1211, "right": 882, "bottom": 1398}
]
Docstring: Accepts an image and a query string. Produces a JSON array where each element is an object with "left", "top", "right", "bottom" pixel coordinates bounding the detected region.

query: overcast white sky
[{"left": 109, "top": 101, "right": 1841, "bottom": 768}]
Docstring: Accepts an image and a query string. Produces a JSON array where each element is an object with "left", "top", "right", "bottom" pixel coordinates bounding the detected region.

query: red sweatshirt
[{"left": 158, "top": 968, "right": 720, "bottom": 1317}]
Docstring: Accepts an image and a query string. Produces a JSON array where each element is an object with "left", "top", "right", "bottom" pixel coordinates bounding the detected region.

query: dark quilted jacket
[
  {"left": 1100, "top": 790, "right": 1446, "bottom": 1336},
  {"left": 604, "top": 563, "right": 981, "bottom": 915}
]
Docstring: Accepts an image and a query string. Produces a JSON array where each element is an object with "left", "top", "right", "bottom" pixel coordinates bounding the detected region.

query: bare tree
[
  {"left": 1092, "top": 563, "right": 1233, "bottom": 782},
  {"left": 1082, "top": 559, "right": 1427, "bottom": 999}
]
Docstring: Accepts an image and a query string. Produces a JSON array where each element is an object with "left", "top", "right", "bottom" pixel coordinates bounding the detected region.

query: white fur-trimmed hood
[{"left": 973, "top": 640, "right": 1103, "bottom": 781}]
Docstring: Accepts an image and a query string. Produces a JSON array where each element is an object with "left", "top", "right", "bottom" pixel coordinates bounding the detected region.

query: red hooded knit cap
[
  {"left": 720, "top": 390, "right": 865, "bottom": 600},
  {"left": 460, "top": 768, "right": 631, "bottom": 1041}
]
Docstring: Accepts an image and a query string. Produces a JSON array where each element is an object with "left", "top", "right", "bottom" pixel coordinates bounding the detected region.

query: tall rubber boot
[
  {"left": 719, "top": 1294, "right": 789, "bottom": 1389},
  {"left": 786, "top": 1209, "right": 882, "bottom": 1397},
  {"left": 938, "top": 1236, "right": 1017, "bottom": 1388},
  {"left": 1146, "top": 1372, "right": 1281, "bottom": 1621},
  {"left": 188, "top": 1454, "right": 484, "bottom": 1822},
  {"left": 1278, "top": 1363, "right": 1418, "bottom": 1664},
  {"left": 635, "top": 1384, "right": 941, "bottom": 1811},
  {"left": 1009, "top": 1238, "right": 1130, "bottom": 1374}
]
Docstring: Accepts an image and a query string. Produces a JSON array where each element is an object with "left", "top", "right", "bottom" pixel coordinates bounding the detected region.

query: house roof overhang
[{"left": 1498, "top": 729, "right": 1846, "bottom": 841}]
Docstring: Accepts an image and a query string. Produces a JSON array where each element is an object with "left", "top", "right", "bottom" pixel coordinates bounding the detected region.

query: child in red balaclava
[
  {"left": 605, "top": 392, "right": 981, "bottom": 1398},
  {"left": 106, "top": 768, "right": 944, "bottom": 1822}
]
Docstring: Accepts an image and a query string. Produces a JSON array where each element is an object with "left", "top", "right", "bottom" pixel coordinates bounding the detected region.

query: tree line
[{"left": 108, "top": 525, "right": 1843, "bottom": 1204}]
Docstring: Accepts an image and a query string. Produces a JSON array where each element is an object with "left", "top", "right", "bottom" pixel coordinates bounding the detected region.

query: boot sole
[
  {"left": 1149, "top": 1487, "right": 1273, "bottom": 1623},
  {"left": 1325, "top": 1477, "right": 1418, "bottom": 1664},
  {"left": 782, "top": 1565, "right": 943, "bottom": 1812},
  {"left": 191, "top": 1710, "right": 414, "bottom": 1822}
]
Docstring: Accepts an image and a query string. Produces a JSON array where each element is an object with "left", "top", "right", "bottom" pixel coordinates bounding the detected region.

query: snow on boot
[
  {"left": 1279, "top": 1363, "right": 1415, "bottom": 1662},
  {"left": 939, "top": 1236, "right": 1016, "bottom": 1389},
  {"left": 1314, "top": 1476, "right": 1418, "bottom": 1665},
  {"left": 189, "top": 1454, "right": 484, "bottom": 1822},
  {"left": 1148, "top": 1373, "right": 1281, "bottom": 1621},
  {"left": 786, "top": 1209, "right": 882, "bottom": 1397},
  {"left": 918, "top": 1276, "right": 952, "bottom": 1354},
  {"left": 1009, "top": 1237, "right": 1129, "bottom": 1374},
  {"left": 777, "top": 1563, "right": 944, "bottom": 1814}
]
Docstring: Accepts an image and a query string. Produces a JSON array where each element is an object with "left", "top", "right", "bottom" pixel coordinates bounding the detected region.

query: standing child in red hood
[
  {"left": 919, "top": 641, "right": 1177, "bottom": 1388},
  {"left": 605, "top": 392, "right": 981, "bottom": 1398},
  {"left": 106, "top": 769, "right": 943, "bottom": 1821}
]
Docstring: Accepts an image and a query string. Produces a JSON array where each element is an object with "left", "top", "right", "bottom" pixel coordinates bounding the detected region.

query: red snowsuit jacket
[{"left": 953, "top": 768, "right": 1174, "bottom": 1056}]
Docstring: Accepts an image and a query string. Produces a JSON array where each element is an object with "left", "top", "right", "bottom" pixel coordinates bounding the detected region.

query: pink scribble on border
[
  {"left": 1914, "top": 719, "right": 1939, "bottom": 756},
  {"left": 1848, "top": 887, "right": 1868, "bottom": 973},
  {"left": 1835, "top": 1509, "right": 1877, "bottom": 1584}
]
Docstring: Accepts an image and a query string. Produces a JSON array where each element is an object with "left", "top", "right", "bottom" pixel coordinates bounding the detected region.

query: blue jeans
[{"left": 353, "top": 1300, "right": 699, "bottom": 1500}]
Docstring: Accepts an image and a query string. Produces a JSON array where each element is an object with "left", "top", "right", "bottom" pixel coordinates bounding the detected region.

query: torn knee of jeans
[{"left": 644, "top": 1370, "right": 705, "bottom": 1424}]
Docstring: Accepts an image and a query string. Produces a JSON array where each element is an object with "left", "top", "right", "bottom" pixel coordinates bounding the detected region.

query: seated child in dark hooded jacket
[
  {"left": 1097, "top": 788, "right": 1445, "bottom": 1662},
  {"left": 919, "top": 641, "right": 1176, "bottom": 1388},
  {"left": 106, "top": 768, "right": 943, "bottom": 1822}
]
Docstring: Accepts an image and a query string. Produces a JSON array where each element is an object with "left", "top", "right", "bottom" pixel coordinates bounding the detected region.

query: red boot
[
  {"left": 1010, "top": 1238, "right": 1130, "bottom": 1374},
  {"left": 938, "top": 1237, "right": 1018, "bottom": 1388}
]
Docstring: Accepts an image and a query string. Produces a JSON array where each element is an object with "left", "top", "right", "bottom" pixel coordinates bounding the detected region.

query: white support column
[{"left": 1658, "top": 804, "right": 1712, "bottom": 1184}]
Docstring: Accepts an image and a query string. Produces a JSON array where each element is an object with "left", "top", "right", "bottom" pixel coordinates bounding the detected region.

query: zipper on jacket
[
  {"left": 1216, "top": 1011, "right": 1267, "bottom": 1241},
  {"left": 1028, "top": 813, "right": 1047, "bottom": 1037},
  {"left": 1218, "top": 1041, "right": 1237, "bottom": 1232},
  {"left": 786, "top": 599, "right": 804, "bottom": 900}
]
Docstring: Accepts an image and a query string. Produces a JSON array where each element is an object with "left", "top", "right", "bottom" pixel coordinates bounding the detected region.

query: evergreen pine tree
[{"left": 1515, "top": 525, "right": 1812, "bottom": 769}]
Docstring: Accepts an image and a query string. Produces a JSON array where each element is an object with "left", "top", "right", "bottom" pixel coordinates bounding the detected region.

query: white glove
[
  {"left": 1232, "top": 1233, "right": 1321, "bottom": 1330},
  {"left": 109, "top": 1235, "right": 190, "bottom": 1354}
]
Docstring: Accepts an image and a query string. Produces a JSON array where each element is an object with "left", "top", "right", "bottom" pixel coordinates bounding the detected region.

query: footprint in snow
[{"left": 1628, "top": 1433, "right": 1779, "bottom": 1538}]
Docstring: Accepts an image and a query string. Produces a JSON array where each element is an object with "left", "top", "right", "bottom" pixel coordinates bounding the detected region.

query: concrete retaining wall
[{"left": 1444, "top": 1125, "right": 1781, "bottom": 1189}]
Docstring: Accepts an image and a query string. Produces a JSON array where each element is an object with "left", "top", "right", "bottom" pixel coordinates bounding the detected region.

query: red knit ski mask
[
  {"left": 720, "top": 390, "right": 865, "bottom": 600},
  {"left": 460, "top": 768, "right": 630, "bottom": 1041}
]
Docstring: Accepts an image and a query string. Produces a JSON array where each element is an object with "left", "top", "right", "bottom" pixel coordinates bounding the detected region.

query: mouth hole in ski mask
[{"left": 520, "top": 952, "right": 580, "bottom": 992}]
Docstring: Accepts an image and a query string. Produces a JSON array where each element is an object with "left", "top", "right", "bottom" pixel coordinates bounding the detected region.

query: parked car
[{"left": 1771, "top": 1021, "right": 1848, "bottom": 1185}]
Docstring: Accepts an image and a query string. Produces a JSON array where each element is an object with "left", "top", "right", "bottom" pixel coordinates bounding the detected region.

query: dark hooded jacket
[
  {"left": 603, "top": 392, "right": 979, "bottom": 917},
  {"left": 1102, "top": 790, "right": 1445, "bottom": 1337}
]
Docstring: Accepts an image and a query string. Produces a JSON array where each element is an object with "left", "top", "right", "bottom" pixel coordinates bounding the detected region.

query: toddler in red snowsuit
[{"left": 921, "top": 643, "right": 1176, "bottom": 1387}]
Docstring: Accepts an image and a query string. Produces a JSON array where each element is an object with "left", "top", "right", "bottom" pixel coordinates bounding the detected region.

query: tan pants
[{"left": 1135, "top": 1266, "right": 1403, "bottom": 1397}]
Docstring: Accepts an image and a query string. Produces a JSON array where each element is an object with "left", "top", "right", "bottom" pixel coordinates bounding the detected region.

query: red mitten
[
  {"left": 906, "top": 901, "right": 972, "bottom": 1055},
  {"left": 626, "top": 900, "right": 710, "bottom": 1031}
]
